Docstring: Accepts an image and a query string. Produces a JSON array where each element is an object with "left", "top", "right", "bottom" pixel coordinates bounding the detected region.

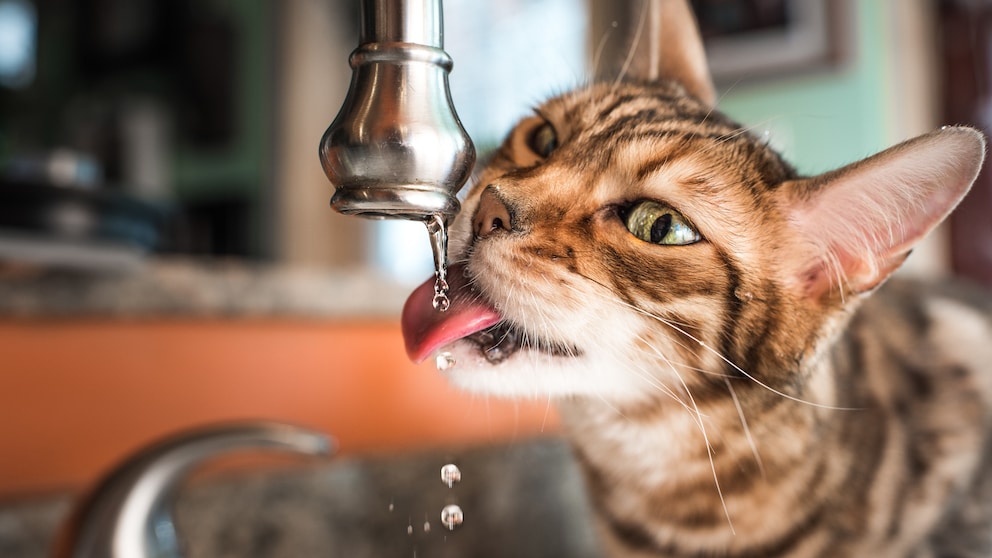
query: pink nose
[{"left": 473, "top": 187, "right": 513, "bottom": 238}]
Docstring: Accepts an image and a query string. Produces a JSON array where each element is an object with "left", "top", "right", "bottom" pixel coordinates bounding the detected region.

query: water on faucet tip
[
  {"left": 440, "top": 504, "right": 464, "bottom": 530},
  {"left": 440, "top": 463, "right": 461, "bottom": 487},
  {"left": 425, "top": 215, "right": 451, "bottom": 313},
  {"left": 436, "top": 352, "right": 456, "bottom": 371}
]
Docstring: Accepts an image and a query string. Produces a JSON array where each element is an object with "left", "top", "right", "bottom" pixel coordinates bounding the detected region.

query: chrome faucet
[
  {"left": 51, "top": 422, "right": 332, "bottom": 558},
  {"left": 319, "top": 0, "right": 475, "bottom": 224},
  {"left": 51, "top": 4, "right": 471, "bottom": 556}
]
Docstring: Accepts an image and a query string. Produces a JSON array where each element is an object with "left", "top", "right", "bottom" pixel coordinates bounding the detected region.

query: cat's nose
[{"left": 473, "top": 186, "right": 514, "bottom": 238}]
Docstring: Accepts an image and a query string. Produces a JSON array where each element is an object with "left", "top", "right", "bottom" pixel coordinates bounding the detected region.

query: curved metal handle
[{"left": 52, "top": 422, "right": 334, "bottom": 558}]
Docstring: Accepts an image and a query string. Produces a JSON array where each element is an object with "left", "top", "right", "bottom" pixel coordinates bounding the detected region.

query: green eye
[
  {"left": 528, "top": 122, "right": 558, "bottom": 158},
  {"left": 624, "top": 201, "right": 701, "bottom": 246}
]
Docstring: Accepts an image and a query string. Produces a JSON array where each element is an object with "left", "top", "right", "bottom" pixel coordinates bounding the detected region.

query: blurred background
[
  {"left": 1, "top": 0, "right": 991, "bottom": 556},
  {"left": 2, "top": 0, "right": 991, "bottom": 276}
]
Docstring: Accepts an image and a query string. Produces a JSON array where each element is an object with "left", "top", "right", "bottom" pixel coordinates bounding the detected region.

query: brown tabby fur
[{"left": 435, "top": 1, "right": 992, "bottom": 556}]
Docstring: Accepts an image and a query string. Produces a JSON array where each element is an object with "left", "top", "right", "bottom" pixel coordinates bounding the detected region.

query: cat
[{"left": 401, "top": 0, "right": 992, "bottom": 556}]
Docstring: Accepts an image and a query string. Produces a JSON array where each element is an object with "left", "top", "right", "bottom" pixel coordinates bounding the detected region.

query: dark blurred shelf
[
  {"left": 0, "top": 228, "right": 145, "bottom": 271},
  {"left": 0, "top": 179, "right": 168, "bottom": 254}
]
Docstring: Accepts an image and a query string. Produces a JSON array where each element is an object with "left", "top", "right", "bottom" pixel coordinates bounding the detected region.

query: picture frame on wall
[{"left": 690, "top": 0, "right": 846, "bottom": 85}]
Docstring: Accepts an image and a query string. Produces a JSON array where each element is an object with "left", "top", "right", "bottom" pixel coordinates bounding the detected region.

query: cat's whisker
[
  {"left": 624, "top": 341, "right": 700, "bottom": 419},
  {"left": 418, "top": 1, "right": 992, "bottom": 551},
  {"left": 704, "top": 118, "right": 784, "bottom": 151},
  {"left": 650, "top": 309, "right": 858, "bottom": 411},
  {"left": 591, "top": 26, "right": 616, "bottom": 82},
  {"left": 541, "top": 393, "right": 554, "bottom": 433},
  {"left": 634, "top": 350, "right": 735, "bottom": 380},
  {"left": 700, "top": 77, "right": 746, "bottom": 127},
  {"left": 611, "top": 0, "right": 650, "bottom": 92},
  {"left": 724, "top": 377, "right": 766, "bottom": 479},
  {"left": 593, "top": 392, "right": 634, "bottom": 424},
  {"left": 532, "top": 274, "right": 560, "bottom": 353},
  {"left": 563, "top": 273, "right": 857, "bottom": 411},
  {"left": 629, "top": 335, "right": 709, "bottom": 426},
  {"left": 557, "top": 280, "right": 727, "bottom": 389},
  {"left": 611, "top": 325, "right": 737, "bottom": 532},
  {"left": 651, "top": 336, "right": 737, "bottom": 533}
]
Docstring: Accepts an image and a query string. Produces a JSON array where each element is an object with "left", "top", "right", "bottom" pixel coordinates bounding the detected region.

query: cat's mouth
[
  {"left": 464, "top": 321, "right": 578, "bottom": 364},
  {"left": 401, "top": 264, "right": 579, "bottom": 364}
]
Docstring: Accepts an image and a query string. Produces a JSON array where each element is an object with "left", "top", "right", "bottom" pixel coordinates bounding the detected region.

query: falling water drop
[
  {"left": 436, "top": 352, "right": 456, "bottom": 371},
  {"left": 440, "top": 504, "right": 464, "bottom": 531},
  {"left": 426, "top": 215, "right": 450, "bottom": 312},
  {"left": 407, "top": 523, "right": 414, "bottom": 536},
  {"left": 433, "top": 281, "right": 450, "bottom": 312},
  {"left": 440, "top": 463, "right": 462, "bottom": 487},
  {"left": 423, "top": 520, "right": 431, "bottom": 533}
]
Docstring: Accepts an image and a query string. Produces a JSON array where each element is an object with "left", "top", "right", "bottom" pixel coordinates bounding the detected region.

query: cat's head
[{"left": 401, "top": 0, "right": 985, "bottom": 406}]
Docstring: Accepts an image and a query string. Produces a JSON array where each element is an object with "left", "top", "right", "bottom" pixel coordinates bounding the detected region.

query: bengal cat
[{"left": 401, "top": 1, "right": 992, "bottom": 555}]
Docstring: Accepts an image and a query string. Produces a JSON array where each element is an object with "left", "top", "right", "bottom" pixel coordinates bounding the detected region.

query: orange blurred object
[{"left": 0, "top": 319, "right": 558, "bottom": 497}]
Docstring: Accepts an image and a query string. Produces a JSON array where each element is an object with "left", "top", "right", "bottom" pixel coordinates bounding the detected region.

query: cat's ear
[
  {"left": 625, "top": 0, "right": 716, "bottom": 106},
  {"left": 778, "top": 126, "right": 985, "bottom": 302}
]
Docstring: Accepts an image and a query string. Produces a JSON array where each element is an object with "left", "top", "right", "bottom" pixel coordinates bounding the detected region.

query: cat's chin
[{"left": 429, "top": 338, "right": 651, "bottom": 402}]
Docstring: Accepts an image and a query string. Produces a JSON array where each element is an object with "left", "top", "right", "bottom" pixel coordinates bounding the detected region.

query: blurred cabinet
[
  {"left": 941, "top": 0, "right": 992, "bottom": 287},
  {"left": 1, "top": 0, "right": 278, "bottom": 259}
]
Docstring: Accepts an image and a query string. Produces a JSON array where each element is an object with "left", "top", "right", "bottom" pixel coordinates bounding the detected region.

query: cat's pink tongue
[{"left": 401, "top": 264, "right": 501, "bottom": 364}]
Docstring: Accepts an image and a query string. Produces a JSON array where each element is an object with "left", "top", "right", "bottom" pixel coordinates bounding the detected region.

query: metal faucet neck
[
  {"left": 361, "top": 0, "right": 443, "bottom": 46},
  {"left": 319, "top": 0, "right": 475, "bottom": 224}
]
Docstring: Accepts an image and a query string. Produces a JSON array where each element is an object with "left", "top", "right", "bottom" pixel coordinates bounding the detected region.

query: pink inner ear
[{"left": 785, "top": 127, "right": 985, "bottom": 299}]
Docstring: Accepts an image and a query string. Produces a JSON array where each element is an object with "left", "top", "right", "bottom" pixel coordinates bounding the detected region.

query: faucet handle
[
  {"left": 319, "top": 0, "right": 475, "bottom": 223},
  {"left": 52, "top": 422, "right": 333, "bottom": 558}
]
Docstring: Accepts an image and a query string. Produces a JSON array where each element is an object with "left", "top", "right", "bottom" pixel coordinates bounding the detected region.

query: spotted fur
[{"left": 434, "top": 1, "right": 992, "bottom": 556}]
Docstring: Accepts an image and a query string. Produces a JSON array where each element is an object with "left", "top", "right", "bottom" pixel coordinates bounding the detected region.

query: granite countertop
[
  {"left": 0, "top": 258, "right": 414, "bottom": 318},
  {"left": 0, "top": 261, "right": 604, "bottom": 556},
  {"left": 0, "top": 438, "right": 602, "bottom": 558}
]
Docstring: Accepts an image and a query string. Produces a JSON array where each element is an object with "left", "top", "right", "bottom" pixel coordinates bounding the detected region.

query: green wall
[{"left": 718, "top": 1, "right": 891, "bottom": 176}]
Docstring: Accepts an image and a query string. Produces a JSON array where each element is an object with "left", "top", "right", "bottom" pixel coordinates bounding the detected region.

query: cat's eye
[
  {"left": 528, "top": 122, "right": 558, "bottom": 158},
  {"left": 624, "top": 201, "right": 701, "bottom": 246}
]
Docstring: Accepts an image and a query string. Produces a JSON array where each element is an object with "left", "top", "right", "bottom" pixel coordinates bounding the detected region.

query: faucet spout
[
  {"left": 319, "top": 0, "right": 475, "bottom": 223},
  {"left": 52, "top": 422, "right": 333, "bottom": 558}
]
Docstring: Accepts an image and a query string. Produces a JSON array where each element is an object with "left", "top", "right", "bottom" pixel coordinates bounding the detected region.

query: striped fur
[{"left": 434, "top": 2, "right": 992, "bottom": 556}]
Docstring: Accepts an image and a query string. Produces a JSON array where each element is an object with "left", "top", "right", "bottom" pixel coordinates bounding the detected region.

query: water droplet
[
  {"left": 440, "top": 504, "right": 464, "bottom": 530},
  {"left": 432, "top": 281, "right": 450, "bottom": 312},
  {"left": 407, "top": 523, "right": 414, "bottom": 535},
  {"left": 611, "top": 20, "right": 618, "bottom": 28},
  {"left": 734, "top": 288, "right": 753, "bottom": 301},
  {"left": 426, "top": 215, "right": 451, "bottom": 313},
  {"left": 388, "top": 501, "right": 395, "bottom": 512},
  {"left": 440, "top": 463, "right": 461, "bottom": 487},
  {"left": 436, "top": 352, "right": 456, "bottom": 371},
  {"left": 423, "top": 521, "right": 431, "bottom": 533}
]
